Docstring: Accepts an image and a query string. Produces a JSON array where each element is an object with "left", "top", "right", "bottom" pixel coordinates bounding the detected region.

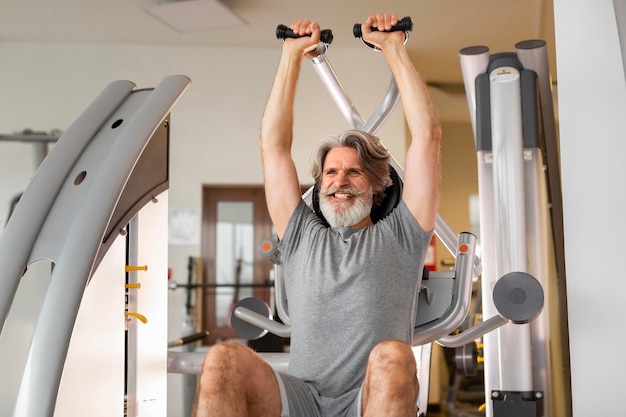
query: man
[{"left": 194, "top": 12, "right": 441, "bottom": 417}]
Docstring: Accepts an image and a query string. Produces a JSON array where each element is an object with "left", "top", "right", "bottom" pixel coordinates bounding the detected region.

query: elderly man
[{"left": 194, "top": 12, "right": 441, "bottom": 417}]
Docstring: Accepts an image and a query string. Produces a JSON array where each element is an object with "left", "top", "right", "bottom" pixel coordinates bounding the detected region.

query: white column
[{"left": 554, "top": 0, "right": 626, "bottom": 415}]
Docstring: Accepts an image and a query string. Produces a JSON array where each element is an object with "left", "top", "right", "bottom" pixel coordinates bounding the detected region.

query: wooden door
[{"left": 200, "top": 186, "right": 274, "bottom": 344}]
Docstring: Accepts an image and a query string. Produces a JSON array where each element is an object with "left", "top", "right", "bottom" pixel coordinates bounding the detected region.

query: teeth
[{"left": 334, "top": 193, "right": 352, "bottom": 199}]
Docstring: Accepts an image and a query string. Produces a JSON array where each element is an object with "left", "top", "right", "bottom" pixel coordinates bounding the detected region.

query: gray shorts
[{"left": 273, "top": 370, "right": 362, "bottom": 417}]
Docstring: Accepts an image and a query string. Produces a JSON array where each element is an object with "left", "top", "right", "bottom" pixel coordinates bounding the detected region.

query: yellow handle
[
  {"left": 125, "top": 283, "right": 141, "bottom": 289},
  {"left": 125, "top": 312, "right": 148, "bottom": 324},
  {"left": 125, "top": 265, "right": 148, "bottom": 272}
]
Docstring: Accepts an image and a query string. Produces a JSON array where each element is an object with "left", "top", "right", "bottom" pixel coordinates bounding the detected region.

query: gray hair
[{"left": 310, "top": 130, "right": 392, "bottom": 208}]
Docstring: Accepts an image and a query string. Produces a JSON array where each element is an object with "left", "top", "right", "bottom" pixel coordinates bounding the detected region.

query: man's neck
[{"left": 349, "top": 216, "right": 373, "bottom": 229}]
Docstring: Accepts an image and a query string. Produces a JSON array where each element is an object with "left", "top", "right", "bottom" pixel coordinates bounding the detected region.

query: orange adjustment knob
[
  {"left": 126, "top": 265, "right": 148, "bottom": 272},
  {"left": 125, "top": 283, "right": 141, "bottom": 289},
  {"left": 125, "top": 312, "right": 148, "bottom": 324},
  {"left": 458, "top": 244, "right": 469, "bottom": 254}
]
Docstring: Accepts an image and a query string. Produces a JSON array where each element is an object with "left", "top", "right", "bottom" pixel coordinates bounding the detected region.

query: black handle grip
[
  {"left": 352, "top": 16, "right": 413, "bottom": 38},
  {"left": 276, "top": 24, "right": 334, "bottom": 44}
]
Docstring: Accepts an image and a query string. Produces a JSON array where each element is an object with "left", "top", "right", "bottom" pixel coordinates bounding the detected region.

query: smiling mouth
[
  {"left": 333, "top": 192, "right": 354, "bottom": 200},
  {"left": 324, "top": 187, "right": 362, "bottom": 200}
]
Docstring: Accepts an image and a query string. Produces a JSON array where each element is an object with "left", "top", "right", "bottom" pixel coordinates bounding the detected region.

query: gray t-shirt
[{"left": 280, "top": 199, "right": 432, "bottom": 399}]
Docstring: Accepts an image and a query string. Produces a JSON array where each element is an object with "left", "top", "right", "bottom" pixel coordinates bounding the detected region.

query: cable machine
[
  {"left": 459, "top": 40, "right": 570, "bottom": 416},
  {"left": 0, "top": 75, "right": 190, "bottom": 417}
]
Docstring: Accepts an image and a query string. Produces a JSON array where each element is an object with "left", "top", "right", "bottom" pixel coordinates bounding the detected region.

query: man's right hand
[{"left": 284, "top": 20, "right": 322, "bottom": 58}]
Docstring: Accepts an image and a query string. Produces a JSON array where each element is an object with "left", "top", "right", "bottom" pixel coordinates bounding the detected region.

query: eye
[
  {"left": 324, "top": 169, "right": 337, "bottom": 176},
  {"left": 348, "top": 169, "right": 361, "bottom": 176}
]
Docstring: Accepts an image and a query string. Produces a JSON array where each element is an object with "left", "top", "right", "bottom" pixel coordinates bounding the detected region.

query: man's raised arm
[
  {"left": 361, "top": 13, "right": 442, "bottom": 232},
  {"left": 260, "top": 20, "right": 322, "bottom": 238}
]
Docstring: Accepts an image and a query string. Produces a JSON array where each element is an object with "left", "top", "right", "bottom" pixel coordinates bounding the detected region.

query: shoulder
[
  {"left": 280, "top": 200, "right": 325, "bottom": 244},
  {"left": 379, "top": 201, "right": 431, "bottom": 240}
]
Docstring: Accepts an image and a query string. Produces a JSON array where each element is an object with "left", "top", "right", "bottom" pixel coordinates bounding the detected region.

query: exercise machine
[
  {"left": 0, "top": 75, "right": 190, "bottom": 416},
  {"left": 459, "top": 40, "right": 568, "bottom": 417},
  {"left": 168, "top": 19, "right": 548, "bottom": 417}
]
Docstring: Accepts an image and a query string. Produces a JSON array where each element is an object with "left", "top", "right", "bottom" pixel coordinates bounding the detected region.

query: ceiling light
[{"left": 146, "top": 0, "right": 246, "bottom": 33}]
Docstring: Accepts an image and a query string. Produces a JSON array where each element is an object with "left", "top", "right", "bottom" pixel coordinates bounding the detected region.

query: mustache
[{"left": 321, "top": 187, "right": 366, "bottom": 198}]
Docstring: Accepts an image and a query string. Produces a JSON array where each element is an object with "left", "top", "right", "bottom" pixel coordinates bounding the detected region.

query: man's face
[{"left": 318, "top": 147, "right": 374, "bottom": 228}]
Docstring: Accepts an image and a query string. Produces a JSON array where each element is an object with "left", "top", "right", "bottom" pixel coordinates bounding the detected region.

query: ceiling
[{"left": 0, "top": 0, "right": 556, "bottom": 88}]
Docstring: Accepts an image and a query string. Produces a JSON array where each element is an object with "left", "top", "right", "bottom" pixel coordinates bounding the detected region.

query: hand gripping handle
[
  {"left": 353, "top": 16, "right": 413, "bottom": 50},
  {"left": 276, "top": 24, "right": 334, "bottom": 44},
  {"left": 352, "top": 16, "right": 413, "bottom": 38}
]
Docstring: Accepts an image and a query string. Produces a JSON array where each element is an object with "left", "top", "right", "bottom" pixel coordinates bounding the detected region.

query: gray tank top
[{"left": 280, "top": 199, "right": 432, "bottom": 398}]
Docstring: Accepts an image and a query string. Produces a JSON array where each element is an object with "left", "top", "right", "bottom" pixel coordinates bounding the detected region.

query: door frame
[{"left": 200, "top": 185, "right": 273, "bottom": 344}]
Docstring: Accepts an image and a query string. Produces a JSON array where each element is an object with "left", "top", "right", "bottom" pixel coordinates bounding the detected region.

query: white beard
[{"left": 319, "top": 187, "right": 373, "bottom": 228}]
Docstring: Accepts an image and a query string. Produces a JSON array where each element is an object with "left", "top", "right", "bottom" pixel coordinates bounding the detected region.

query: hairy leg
[
  {"left": 193, "top": 340, "right": 282, "bottom": 417},
  {"left": 361, "top": 340, "right": 419, "bottom": 417}
]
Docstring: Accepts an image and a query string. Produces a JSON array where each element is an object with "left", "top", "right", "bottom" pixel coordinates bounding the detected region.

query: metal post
[{"left": 490, "top": 65, "right": 534, "bottom": 392}]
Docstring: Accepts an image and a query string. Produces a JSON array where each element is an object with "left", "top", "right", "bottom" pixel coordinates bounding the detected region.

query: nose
[{"left": 334, "top": 171, "right": 350, "bottom": 187}]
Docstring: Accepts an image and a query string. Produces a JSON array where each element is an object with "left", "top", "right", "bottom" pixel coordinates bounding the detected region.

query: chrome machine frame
[{"left": 459, "top": 40, "right": 566, "bottom": 417}]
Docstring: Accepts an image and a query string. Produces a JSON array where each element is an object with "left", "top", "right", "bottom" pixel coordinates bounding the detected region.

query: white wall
[
  {"left": 554, "top": 0, "right": 626, "bottom": 414},
  {"left": 0, "top": 40, "right": 406, "bottom": 416}
]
